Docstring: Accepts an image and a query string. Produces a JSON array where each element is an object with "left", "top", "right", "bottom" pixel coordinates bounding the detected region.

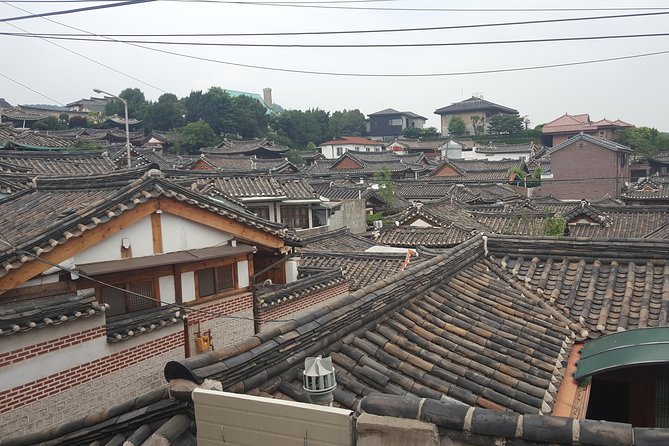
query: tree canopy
[
  {"left": 614, "top": 126, "right": 669, "bottom": 160},
  {"left": 488, "top": 113, "right": 524, "bottom": 135},
  {"left": 171, "top": 120, "right": 220, "bottom": 155},
  {"left": 448, "top": 116, "right": 466, "bottom": 136}
]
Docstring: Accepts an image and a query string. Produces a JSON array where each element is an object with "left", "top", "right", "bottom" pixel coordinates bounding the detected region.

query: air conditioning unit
[{"left": 373, "top": 220, "right": 383, "bottom": 230}]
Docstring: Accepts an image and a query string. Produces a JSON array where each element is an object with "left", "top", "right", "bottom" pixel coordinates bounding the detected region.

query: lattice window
[
  {"left": 100, "top": 280, "right": 157, "bottom": 317},
  {"left": 197, "top": 264, "right": 236, "bottom": 298}
]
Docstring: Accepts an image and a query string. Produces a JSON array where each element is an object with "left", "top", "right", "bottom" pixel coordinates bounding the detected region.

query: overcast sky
[{"left": 1, "top": 0, "right": 667, "bottom": 131}]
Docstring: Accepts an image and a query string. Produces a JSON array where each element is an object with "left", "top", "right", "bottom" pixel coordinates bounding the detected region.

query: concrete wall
[{"left": 329, "top": 199, "right": 367, "bottom": 234}]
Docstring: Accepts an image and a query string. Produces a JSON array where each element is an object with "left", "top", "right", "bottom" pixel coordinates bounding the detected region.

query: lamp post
[{"left": 94, "top": 88, "right": 131, "bottom": 168}]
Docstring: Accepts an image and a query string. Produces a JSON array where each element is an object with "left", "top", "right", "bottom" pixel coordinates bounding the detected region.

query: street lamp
[{"left": 94, "top": 88, "right": 131, "bottom": 168}]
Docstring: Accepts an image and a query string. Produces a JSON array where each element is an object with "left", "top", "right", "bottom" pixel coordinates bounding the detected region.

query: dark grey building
[{"left": 367, "top": 108, "right": 427, "bottom": 142}]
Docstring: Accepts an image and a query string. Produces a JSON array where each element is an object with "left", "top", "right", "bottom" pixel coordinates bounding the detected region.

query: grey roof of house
[
  {"left": 549, "top": 133, "right": 633, "bottom": 154},
  {"left": 256, "top": 267, "right": 347, "bottom": 308},
  {"left": 0, "top": 291, "right": 106, "bottom": 337},
  {"left": 0, "top": 169, "right": 298, "bottom": 279},
  {"left": 299, "top": 227, "right": 379, "bottom": 252},
  {"left": 374, "top": 225, "right": 475, "bottom": 248},
  {"left": 190, "top": 176, "right": 319, "bottom": 200},
  {"left": 368, "top": 108, "right": 426, "bottom": 120},
  {"left": 434, "top": 97, "right": 518, "bottom": 115},
  {"left": 299, "top": 251, "right": 410, "bottom": 290},
  {"left": 0, "top": 150, "right": 115, "bottom": 175},
  {"left": 200, "top": 138, "right": 289, "bottom": 156}
]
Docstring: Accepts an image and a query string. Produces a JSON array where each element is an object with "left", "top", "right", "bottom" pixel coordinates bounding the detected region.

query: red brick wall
[
  {"left": 186, "top": 293, "right": 253, "bottom": 324},
  {"left": 0, "top": 326, "right": 107, "bottom": 368},
  {"left": 0, "top": 330, "right": 182, "bottom": 414},
  {"left": 539, "top": 140, "right": 630, "bottom": 200}
]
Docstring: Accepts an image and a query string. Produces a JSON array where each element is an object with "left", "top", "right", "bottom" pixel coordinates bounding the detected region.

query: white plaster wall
[
  {"left": 237, "top": 261, "right": 249, "bottom": 288},
  {"left": 161, "top": 212, "right": 232, "bottom": 253},
  {"left": 181, "top": 271, "right": 196, "bottom": 302},
  {"left": 74, "top": 217, "right": 153, "bottom": 265},
  {"left": 0, "top": 346, "right": 183, "bottom": 440},
  {"left": 0, "top": 315, "right": 103, "bottom": 354},
  {"left": 409, "top": 219, "right": 436, "bottom": 228},
  {"left": 160, "top": 275, "right": 176, "bottom": 304},
  {"left": 285, "top": 259, "right": 298, "bottom": 284}
]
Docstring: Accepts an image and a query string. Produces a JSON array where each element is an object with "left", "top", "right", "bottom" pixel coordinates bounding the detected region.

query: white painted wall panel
[
  {"left": 160, "top": 275, "right": 176, "bottom": 304},
  {"left": 161, "top": 212, "right": 232, "bottom": 253},
  {"left": 181, "top": 271, "right": 196, "bottom": 302},
  {"left": 194, "top": 389, "right": 353, "bottom": 446},
  {"left": 74, "top": 217, "right": 153, "bottom": 265},
  {"left": 237, "top": 260, "right": 249, "bottom": 288}
]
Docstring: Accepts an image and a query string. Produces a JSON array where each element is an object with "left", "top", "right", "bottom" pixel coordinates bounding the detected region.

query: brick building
[{"left": 538, "top": 133, "right": 632, "bottom": 200}]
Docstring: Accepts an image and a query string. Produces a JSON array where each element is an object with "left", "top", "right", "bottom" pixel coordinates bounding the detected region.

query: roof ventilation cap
[{"left": 303, "top": 355, "right": 337, "bottom": 405}]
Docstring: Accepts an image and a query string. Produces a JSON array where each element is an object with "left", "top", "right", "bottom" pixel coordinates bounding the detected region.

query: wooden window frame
[
  {"left": 194, "top": 261, "right": 239, "bottom": 301},
  {"left": 281, "top": 205, "right": 310, "bottom": 229},
  {"left": 97, "top": 278, "right": 160, "bottom": 318}
]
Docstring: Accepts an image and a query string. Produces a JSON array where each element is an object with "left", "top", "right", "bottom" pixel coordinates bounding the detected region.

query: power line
[
  {"left": 1, "top": 2, "right": 167, "bottom": 93},
  {"left": 0, "top": 0, "right": 156, "bottom": 23},
  {"left": 160, "top": 1, "right": 669, "bottom": 13},
  {"left": 0, "top": 71, "right": 66, "bottom": 105},
  {"left": 1, "top": 10, "right": 667, "bottom": 37},
  {"left": 4, "top": 31, "right": 668, "bottom": 48}
]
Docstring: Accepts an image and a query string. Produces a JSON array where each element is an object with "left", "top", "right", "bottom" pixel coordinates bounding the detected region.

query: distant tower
[{"left": 262, "top": 87, "right": 273, "bottom": 107}]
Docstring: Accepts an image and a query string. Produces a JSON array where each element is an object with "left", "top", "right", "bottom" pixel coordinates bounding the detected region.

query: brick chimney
[{"left": 262, "top": 87, "right": 273, "bottom": 107}]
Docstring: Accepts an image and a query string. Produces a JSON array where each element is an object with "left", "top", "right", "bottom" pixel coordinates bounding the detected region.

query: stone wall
[{"left": 329, "top": 199, "right": 367, "bottom": 234}]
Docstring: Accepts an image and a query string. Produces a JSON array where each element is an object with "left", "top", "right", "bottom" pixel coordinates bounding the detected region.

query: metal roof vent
[{"left": 303, "top": 355, "right": 337, "bottom": 406}]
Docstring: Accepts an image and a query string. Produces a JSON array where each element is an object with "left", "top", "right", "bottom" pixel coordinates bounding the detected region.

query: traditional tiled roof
[
  {"left": 487, "top": 236, "right": 669, "bottom": 337},
  {"left": 319, "top": 136, "right": 384, "bottom": 146},
  {"left": 0, "top": 130, "right": 79, "bottom": 150},
  {"left": 390, "top": 200, "right": 484, "bottom": 230},
  {"left": 542, "top": 113, "right": 595, "bottom": 134},
  {"left": 429, "top": 158, "right": 524, "bottom": 181},
  {"left": 200, "top": 138, "right": 289, "bottom": 157},
  {"left": 0, "top": 169, "right": 298, "bottom": 279},
  {"left": 621, "top": 177, "right": 669, "bottom": 202},
  {"left": 434, "top": 97, "right": 518, "bottom": 115},
  {"left": 299, "top": 227, "right": 379, "bottom": 252},
  {"left": 0, "top": 107, "right": 48, "bottom": 121},
  {"left": 0, "top": 150, "right": 115, "bottom": 175},
  {"left": 0, "top": 291, "right": 107, "bottom": 336},
  {"left": 305, "top": 152, "right": 427, "bottom": 177},
  {"left": 191, "top": 176, "right": 319, "bottom": 201},
  {"left": 298, "top": 251, "right": 410, "bottom": 290},
  {"left": 165, "top": 236, "right": 574, "bottom": 415},
  {"left": 256, "top": 267, "right": 347, "bottom": 307},
  {"left": 549, "top": 133, "right": 633, "bottom": 154},
  {"left": 106, "top": 305, "right": 184, "bottom": 342},
  {"left": 389, "top": 138, "right": 447, "bottom": 152},
  {"left": 476, "top": 141, "right": 536, "bottom": 155},
  {"left": 1, "top": 387, "right": 195, "bottom": 445},
  {"left": 374, "top": 225, "right": 474, "bottom": 248},
  {"left": 395, "top": 181, "right": 519, "bottom": 202}
]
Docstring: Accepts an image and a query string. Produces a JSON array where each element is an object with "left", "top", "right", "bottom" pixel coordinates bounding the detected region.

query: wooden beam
[
  {"left": 157, "top": 198, "right": 285, "bottom": 249},
  {"left": 0, "top": 201, "right": 158, "bottom": 297},
  {"left": 151, "top": 212, "right": 164, "bottom": 254}
]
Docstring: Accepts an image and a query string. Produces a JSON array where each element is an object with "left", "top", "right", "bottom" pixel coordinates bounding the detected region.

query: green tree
[
  {"left": 448, "top": 116, "right": 467, "bottom": 136},
  {"left": 544, "top": 217, "right": 566, "bottom": 236},
  {"left": 271, "top": 108, "right": 330, "bottom": 149},
  {"left": 328, "top": 109, "right": 365, "bottom": 137},
  {"left": 171, "top": 120, "right": 220, "bottom": 154},
  {"left": 183, "top": 87, "right": 235, "bottom": 135},
  {"left": 69, "top": 115, "right": 88, "bottom": 128},
  {"left": 401, "top": 127, "right": 423, "bottom": 139},
  {"left": 373, "top": 167, "right": 395, "bottom": 214},
  {"left": 104, "top": 88, "right": 146, "bottom": 119},
  {"left": 488, "top": 114, "right": 524, "bottom": 135},
  {"left": 471, "top": 115, "right": 485, "bottom": 135},
  {"left": 142, "top": 93, "right": 186, "bottom": 132},
  {"left": 614, "top": 126, "right": 669, "bottom": 160},
  {"left": 33, "top": 116, "right": 68, "bottom": 131},
  {"left": 232, "top": 94, "right": 269, "bottom": 139}
]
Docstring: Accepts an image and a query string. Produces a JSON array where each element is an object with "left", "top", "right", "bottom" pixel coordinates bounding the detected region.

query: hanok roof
[
  {"left": 549, "top": 133, "right": 633, "bottom": 155},
  {"left": 0, "top": 107, "right": 48, "bottom": 122},
  {"left": 429, "top": 158, "right": 525, "bottom": 181},
  {"left": 256, "top": 267, "right": 347, "bottom": 308},
  {"left": 622, "top": 178, "right": 669, "bottom": 202},
  {"left": 0, "top": 169, "right": 297, "bottom": 281},
  {"left": 374, "top": 225, "right": 475, "bottom": 248},
  {"left": 165, "top": 235, "right": 576, "bottom": 415},
  {"left": 434, "top": 97, "right": 518, "bottom": 115},
  {"left": 299, "top": 251, "right": 411, "bottom": 290},
  {"left": 305, "top": 151, "right": 426, "bottom": 177},
  {"left": 476, "top": 141, "right": 537, "bottom": 155},
  {"left": 395, "top": 181, "right": 519, "bottom": 202},
  {"left": 299, "top": 227, "right": 379, "bottom": 253},
  {"left": 200, "top": 138, "right": 289, "bottom": 158},
  {"left": 0, "top": 150, "right": 115, "bottom": 175},
  {"left": 0, "top": 127, "right": 80, "bottom": 150},
  {"left": 319, "top": 136, "right": 384, "bottom": 146},
  {"left": 191, "top": 176, "right": 319, "bottom": 201},
  {"left": 0, "top": 291, "right": 105, "bottom": 336}
]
